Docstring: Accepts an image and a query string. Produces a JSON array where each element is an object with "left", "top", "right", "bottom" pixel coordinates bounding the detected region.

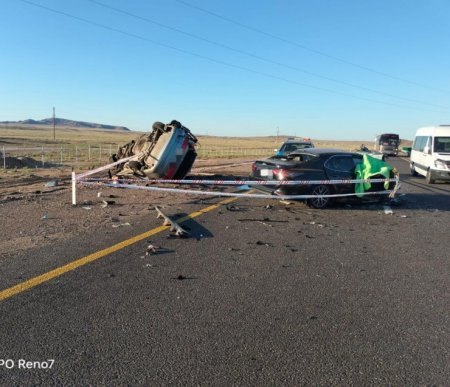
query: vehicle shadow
[{"left": 330, "top": 192, "right": 450, "bottom": 212}]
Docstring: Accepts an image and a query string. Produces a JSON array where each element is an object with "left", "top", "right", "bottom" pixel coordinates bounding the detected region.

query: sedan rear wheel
[{"left": 307, "top": 185, "right": 332, "bottom": 209}]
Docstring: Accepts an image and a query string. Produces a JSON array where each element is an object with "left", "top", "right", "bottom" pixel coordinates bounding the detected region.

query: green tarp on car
[{"left": 355, "top": 154, "right": 393, "bottom": 197}]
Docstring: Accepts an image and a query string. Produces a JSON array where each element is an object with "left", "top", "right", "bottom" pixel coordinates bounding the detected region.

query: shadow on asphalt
[{"left": 172, "top": 213, "right": 214, "bottom": 240}]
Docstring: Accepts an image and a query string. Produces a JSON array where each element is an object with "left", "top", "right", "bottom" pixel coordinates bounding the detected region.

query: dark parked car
[{"left": 250, "top": 148, "right": 397, "bottom": 208}]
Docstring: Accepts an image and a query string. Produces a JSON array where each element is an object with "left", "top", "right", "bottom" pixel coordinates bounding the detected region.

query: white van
[{"left": 410, "top": 125, "right": 450, "bottom": 183}]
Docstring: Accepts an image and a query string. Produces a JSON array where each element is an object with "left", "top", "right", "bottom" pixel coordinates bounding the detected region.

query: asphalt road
[{"left": 1, "top": 158, "right": 449, "bottom": 385}]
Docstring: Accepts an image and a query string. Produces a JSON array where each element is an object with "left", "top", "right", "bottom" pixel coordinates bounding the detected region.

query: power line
[
  {"left": 18, "top": 0, "right": 449, "bottom": 115},
  {"left": 86, "top": 0, "right": 449, "bottom": 111},
  {"left": 175, "top": 0, "right": 447, "bottom": 94}
]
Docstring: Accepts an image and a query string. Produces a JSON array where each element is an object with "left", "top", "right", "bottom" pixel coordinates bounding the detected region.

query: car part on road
[{"left": 155, "top": 206, "right": 189, "bottom": 237}]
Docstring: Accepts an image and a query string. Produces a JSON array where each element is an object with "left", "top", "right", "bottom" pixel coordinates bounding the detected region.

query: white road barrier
[
  {"left": 71, "top": 157, "right": 400, "bottom": 205},
  {"left": 80, "top": 181, "right": 395, "bottom": 201},
  {"left": 77, "top": 176, "right": 399, "bottom": 185}
]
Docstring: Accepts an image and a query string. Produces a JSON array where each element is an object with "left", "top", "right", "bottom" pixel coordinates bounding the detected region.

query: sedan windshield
[{"left": 280, "top": 143, "right": 311, "bottom": 153}]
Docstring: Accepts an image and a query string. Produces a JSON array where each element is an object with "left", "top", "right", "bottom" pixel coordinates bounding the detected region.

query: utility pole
[{"left": 53, "top": 106, "right": 56, "bottom": 141}]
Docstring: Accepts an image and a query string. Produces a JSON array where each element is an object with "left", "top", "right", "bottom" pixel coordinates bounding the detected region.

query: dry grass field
[
  {"left": 0, "top": 125, "right": 412, "bottom": 176},
  {"left": 0, "top": 125, "right": 404, "bottom": 150}
]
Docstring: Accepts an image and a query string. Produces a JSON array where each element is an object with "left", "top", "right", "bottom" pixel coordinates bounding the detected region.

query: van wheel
[
  {"left": 426, "top": 169, "right": 435, "bottom": 184},
  {"left": 410, "top": 163, "right": 418, "bottom": 176},
  {"left": 307, "top": 185, "right": 332, "bottom": 209}
]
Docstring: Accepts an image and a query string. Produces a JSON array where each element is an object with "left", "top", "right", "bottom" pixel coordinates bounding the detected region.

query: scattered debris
[
  {"left": 255, "top": 240, "right": 274, "bottom": 247},
  {"left": 238, "top": 218, "right": 288, "bottom": 223},
  {"left": 101, "top": 200, "right": 115, "bottom": 208},
  {"left": 82, "top": 206, "right": 92, "bottom": 210},
  {"left": 97, "top": 192, "right": 102, "bottom": 198},
  {"left": 44, "top": 181, "right": 57, "bottom": 188},
  {"left": 383, "top": 206, "right": 394, "bottom": 215},
  {"left": 226, "top": 204, "right": 241, "bottom": 211},
  {"left": 400, "top": 215, "right": 408, "bottom": 218},
  {"left": 279, "top": 200, "right": 293, "bottom": 205},
  {"left": 112, "top": 222, "right": 131, "bottom": 228},
  {"left": 82, "top": 200, "right": 94, "bottom": 206},
  {"left": 146, "top": 244, "right": 158, "bottom": 255},
  {"left": 264, "top": 204, "right": 273, "bottom": 210},
  {"left": 155, "top": 205, "right": 189, "bottom": 237},
  {"left": 171, "top": 275, "right": 196, "bottom": 280},
  {"left": 236, "top": 184, "right": 250, "bottom": 191},
  {"left": 41, "top": 214, "right": 48, "bottom": 220}
]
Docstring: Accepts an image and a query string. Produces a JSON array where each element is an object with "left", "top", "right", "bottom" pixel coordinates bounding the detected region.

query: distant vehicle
[
  {"left": 410, "top": 125, "right": 450, "bottom": 184},
  {"left": 274, "top": 138, "right": 314, "bottom": 157},
  {"left": 110, "top": 120, "right": 198, "bottom": 179},
  {"left": 357, "top": 144, "right": 386, "bottom": 161},
  {"left": 251, "top": 148, "right": 397, "bottom": 209},
  {"left": 374, "top": 133, "right": 401, "bottom": 156}
]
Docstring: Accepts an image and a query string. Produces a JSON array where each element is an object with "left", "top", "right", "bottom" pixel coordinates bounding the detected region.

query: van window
[
  {"left": 434, "top": 137, "right": 450, "bottom": 153},
  {"left": 413, "top": 136, "right": 430, "bottom": 152}
]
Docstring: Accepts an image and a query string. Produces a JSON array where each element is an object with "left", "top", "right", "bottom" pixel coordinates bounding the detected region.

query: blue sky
[{"left": 1, "top": 0, "right": 450, "bottom": 140}]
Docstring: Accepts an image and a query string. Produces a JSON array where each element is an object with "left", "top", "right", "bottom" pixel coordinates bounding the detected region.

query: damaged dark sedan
[{"left": 250, "top": 148, "right": 398, "bottom": 209}]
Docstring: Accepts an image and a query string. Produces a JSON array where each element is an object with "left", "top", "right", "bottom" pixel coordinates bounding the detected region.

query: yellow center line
[{"left": 0, "top": 196, "right": 239, "bottom": 302}]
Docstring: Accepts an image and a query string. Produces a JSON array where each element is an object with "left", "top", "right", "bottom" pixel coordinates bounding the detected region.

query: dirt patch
[
  {"left": 1, "top": 155, "right": 42, "bottom": 169},
  {"left": 0, "top": 158, "right": 253, "bottom": 262}
]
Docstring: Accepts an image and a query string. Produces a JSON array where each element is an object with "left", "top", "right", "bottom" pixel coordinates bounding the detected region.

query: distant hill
[{"left": 0, "top": 118, "right": 130, "bottom": 131}]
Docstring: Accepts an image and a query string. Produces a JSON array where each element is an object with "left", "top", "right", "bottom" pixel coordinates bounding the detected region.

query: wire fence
[{"left": 0, "top": 144, "right": 275, "bottom": 169}]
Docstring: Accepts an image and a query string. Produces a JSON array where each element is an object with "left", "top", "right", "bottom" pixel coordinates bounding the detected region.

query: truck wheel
[
  {"left": 307, "top": 185, "right": 332, "bottom": 209},
  {"left": 426, "top": 169, "right": 435, "bottom": 184},
  {"left": 410, "top": 163, "right": 418, "bottom": 176}
]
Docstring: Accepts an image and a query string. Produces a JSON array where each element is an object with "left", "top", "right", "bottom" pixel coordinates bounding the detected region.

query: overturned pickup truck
[{"left": 110, "top": 120, "right": 198, "bottom": 179}]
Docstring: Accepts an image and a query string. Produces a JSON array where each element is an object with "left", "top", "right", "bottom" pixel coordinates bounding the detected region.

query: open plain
[{"left": 0, "top": 135, "right": 449, "bottom": 385}]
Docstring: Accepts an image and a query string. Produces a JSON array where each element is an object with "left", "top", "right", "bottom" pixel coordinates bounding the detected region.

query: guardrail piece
[{"left": 154, "top": 206, "right": 189, "bottom": 237}]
